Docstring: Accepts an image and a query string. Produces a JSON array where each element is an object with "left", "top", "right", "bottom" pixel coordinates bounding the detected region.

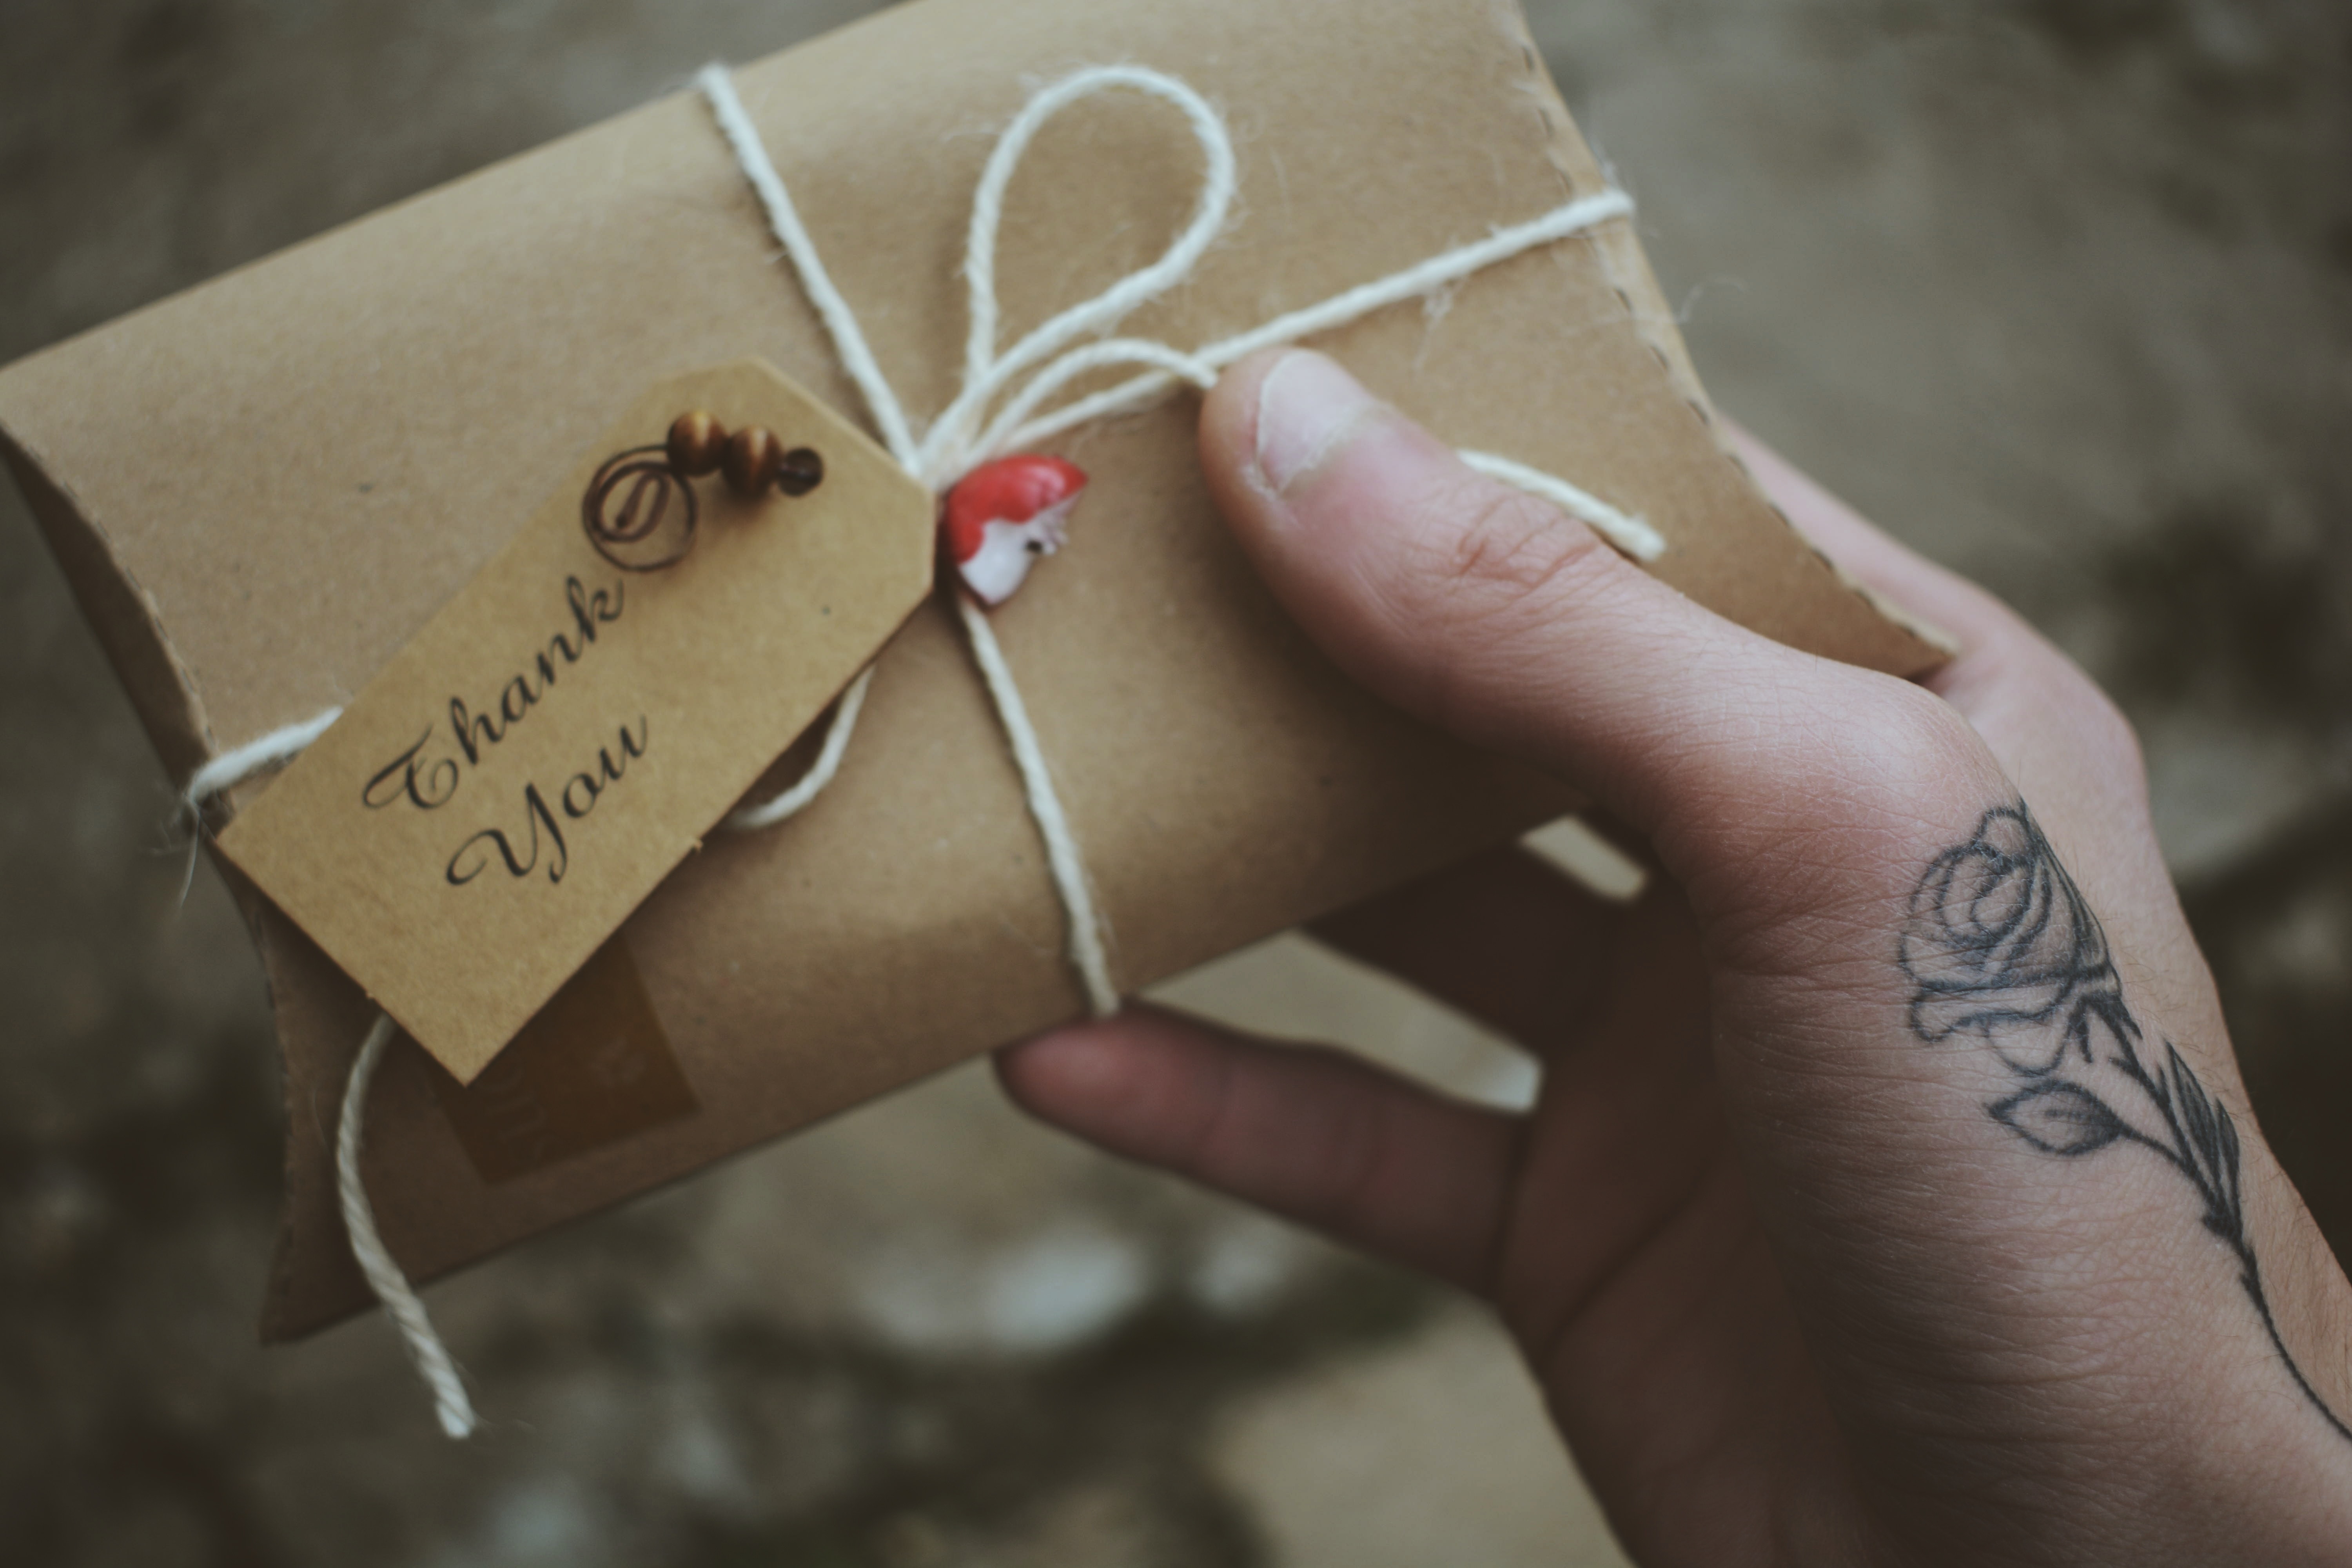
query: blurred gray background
[{"left": 4, "top": 1, "right": 2348, "bottom": 1564}]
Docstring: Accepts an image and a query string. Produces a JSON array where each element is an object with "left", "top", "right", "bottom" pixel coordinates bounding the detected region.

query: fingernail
[{"left": 1253, "top": 350, "right": 1377, "bottom": 495}]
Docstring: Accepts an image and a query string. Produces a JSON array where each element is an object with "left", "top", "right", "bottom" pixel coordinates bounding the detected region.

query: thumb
[{"left": 1197, "top": 348, "right": 1993, "bottom": 865}]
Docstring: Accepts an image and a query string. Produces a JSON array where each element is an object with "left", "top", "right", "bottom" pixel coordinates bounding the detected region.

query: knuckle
[
  {"left": 1365, "top": 476, "right": 1629, "bottom": 733},
  {"left": 1677, "top": 679, "right": 2002, "bottom": 944},
  {"left": 1849, "top": 678, "right": 1995, "bottom": 808},
  {"left": 1718, "top": 677, "right": 1989, "bottom": 849},
  {"left": 1397, "top": 475, "right": 1621, "bottom": 633},
  {"left": 1977, "top": 617, "right": 2149, "bottom": 775},
  {"left": 2056, "top": 664, "right": 2145, "bottom": 777},
  {"left": 1953, "top": 628, "right": 2154, "bottom": 808}
]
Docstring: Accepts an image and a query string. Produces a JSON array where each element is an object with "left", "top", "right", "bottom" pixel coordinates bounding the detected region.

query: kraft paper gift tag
[
  {"left": 216, "top": 360, "right": 937, "bottom": 1085},
  {"left": 0, "top": 0, "right": 1944, "bottom": 1339}
]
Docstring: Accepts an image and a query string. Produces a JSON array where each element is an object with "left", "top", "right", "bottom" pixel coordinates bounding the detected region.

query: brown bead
[
  {"left": 721, "top": 426, "right": 784, "bottom": 495},
  {"left": 666, "top": 410, "right": 727, "bottom": 477},
  {"left": 776, "top": 446, "right": 825, "bottom": 497}
]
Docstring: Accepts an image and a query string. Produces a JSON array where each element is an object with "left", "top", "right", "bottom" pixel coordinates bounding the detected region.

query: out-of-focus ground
[{"left": 2, "top": 1, "right": 2347, "bottom": 1563}]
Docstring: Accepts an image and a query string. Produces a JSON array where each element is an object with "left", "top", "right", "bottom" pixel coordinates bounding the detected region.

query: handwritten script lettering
[
  {"left": 348, "top": 573, "right": 652, "bottom": 890},
  {"left": 445, "top": 717, "right": 648, "bottom": 887},
  {"left": 362, "top": 575, "right": 624, "bottom": 812},
  {"left": 362, "top": 728, "right": 458, "bottom": 812}
]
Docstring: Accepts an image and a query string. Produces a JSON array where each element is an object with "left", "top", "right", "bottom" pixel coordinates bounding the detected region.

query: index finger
[{"left": 1722, "top": 421, "right": 2018, "bottom": 661}]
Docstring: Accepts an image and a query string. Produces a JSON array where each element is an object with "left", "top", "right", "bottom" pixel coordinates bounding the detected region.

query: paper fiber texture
[
  {"left": 0, "top": 0, "right": 1946, "bottom": 1340},
  {"left": 217, "top": 361, "right": 933, "bottom": 1083}
]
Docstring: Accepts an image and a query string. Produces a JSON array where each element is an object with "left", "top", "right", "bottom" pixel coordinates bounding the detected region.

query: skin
[{"left": 995, "top": 348, "right": 2352, "bottom": 1566}]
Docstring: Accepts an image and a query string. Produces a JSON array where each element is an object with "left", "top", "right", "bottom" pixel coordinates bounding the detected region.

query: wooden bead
[
  {"left": 721, "top": 426, "right": 783, "bottom": 495},
  {"left": 776, "top": 446, "right": 825, "bottom": 497},
  {"left": 666, "top": 410, "right": 727, "bottom": 477}
]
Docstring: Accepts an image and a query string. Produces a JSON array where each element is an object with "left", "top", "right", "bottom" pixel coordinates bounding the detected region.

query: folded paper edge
[
  {"left": 1497, "top": 7, "right": 1952, "bottom": 678},
  {"left": 0, "top": 432, "right": 217, "bottom": 784}
]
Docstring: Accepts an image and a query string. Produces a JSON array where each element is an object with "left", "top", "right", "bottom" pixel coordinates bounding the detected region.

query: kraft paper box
[{"left": 0, "top": 0, "right": 1942, "bottom": 1340}]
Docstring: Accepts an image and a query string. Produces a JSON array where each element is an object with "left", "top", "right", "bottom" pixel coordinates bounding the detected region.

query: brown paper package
[{"left": 0, "top": 0, "right": 1944, "bottom": 1341}]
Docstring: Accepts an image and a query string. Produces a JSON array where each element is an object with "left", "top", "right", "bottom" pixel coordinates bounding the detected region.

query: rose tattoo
[{"left": 1900, "top": 804, "right": 2348, "bottom": 1442}]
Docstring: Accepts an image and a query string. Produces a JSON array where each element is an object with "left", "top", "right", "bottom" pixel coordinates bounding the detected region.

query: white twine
[
  {"left": 723, "top": 664, "right": 875, "bottom": 831},
  {"left": 339, "top": 1012, "right": 479, "bottom": 1437},
  {"left": 953, "top": 595, "right": 1120, "bottom": 1017},
  {"left": 178, "top": 705, "right": 343, "bottom": 900},
  {"left": 999, "top": 186, "right": 1646, "bottom": 456},
  {"left": 185, "top": 706, "right": 342, "bottom": 809},
  {"left": 179, "top": 62, "right": 1653, "bottom": 1436},
  {"left": 1457, "top": 450, "right": 1664, "bottom": 559}
]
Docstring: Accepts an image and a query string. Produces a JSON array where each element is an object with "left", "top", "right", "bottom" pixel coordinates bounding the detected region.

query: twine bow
[{"left": 699, "top": 61, "right": 1660, "bottom": 1018}]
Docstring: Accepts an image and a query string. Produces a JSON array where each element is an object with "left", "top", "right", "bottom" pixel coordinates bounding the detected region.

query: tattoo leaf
[
  {"left": 1987, "top": 1080, "right": 2128, "bottom": 1156},
  {"left": 2159, "top": 1042, "right": 2247, "bottom": 1246}
]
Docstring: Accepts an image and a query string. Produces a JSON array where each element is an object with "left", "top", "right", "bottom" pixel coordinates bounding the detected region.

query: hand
[{"left": 996, "top": 349, "right": 2352, "bottom": 1565}]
